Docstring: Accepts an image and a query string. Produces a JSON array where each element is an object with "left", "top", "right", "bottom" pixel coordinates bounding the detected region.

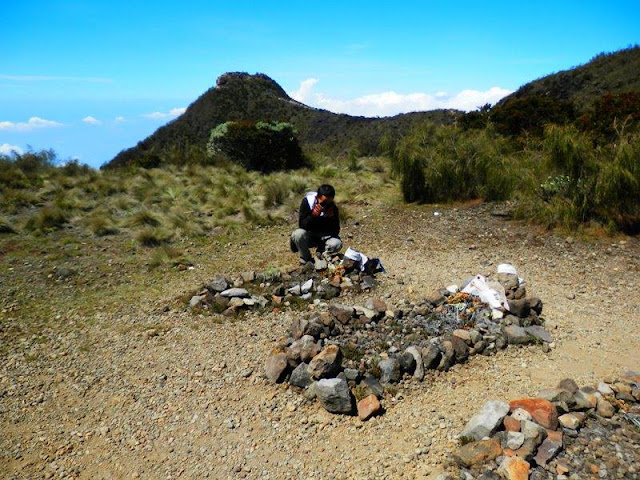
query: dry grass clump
[
  {"left": 127, "top": 210, "right": 162, "bottom": 227},
  {"left": 136, "top": 227, "right": 172, "bottom": 247},
  {"left": 148, "top": 246, "right": 194, "bottom": 270},
  {"left": 24, "top": 207, "right": 69, "bottom": 233},
  {"left": 0, "top": 216, "right": 17, "bottom": 234}
]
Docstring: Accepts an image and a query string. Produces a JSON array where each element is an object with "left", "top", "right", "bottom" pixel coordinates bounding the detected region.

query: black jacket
[{"left": 298, "top": 197, "right": 340, "bottom": 237}]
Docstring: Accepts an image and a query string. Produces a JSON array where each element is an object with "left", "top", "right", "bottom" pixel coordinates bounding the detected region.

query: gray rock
[
  {"left": 537, "top": 388, "right": 575, "bottom": 406},
  {"left": 502, "top": 325, "right": 530, "bottom": 344},
  {"left": 288, "top": 335, "right": 320, "bottom": 364},
  {"left": 361, "top": 374, "right": 384, "bottom": 398},
  {"left": 329, "top": 304, "right": 355, "bottom": 325},
  {"left": 264, "top": 352, "right": 288, "bottom": 383},
  {"left": 364, "top": 297, "right": 387, "bottom": 313},
  {"left": 209, "top": 275, "right": 228, "bottom": 292},
  {"left": 315, "top": 378, "right": 353, "bottom": 414},
  {"left": 525, "top": 325, "right": 553, "bottom": 343},
  {"left": 557, "top": 378, "right": 579, "bottom": 394},
  {"left": 343, "top": 368, "right": 360, "bottom": 381},
  {"left": 506, "top": 431, "right": 525, "bottom": 450},
  {"left": 405, "top": 346, "right": 424, "bottom": 380},
  {"left": 449, "top": 335, "right": 469, "bottom": 362},
  {"left": 453, "top": 329, "right": 472, "bottom": 343},
  {"left": 290, "top": 362, "right": 313, "bottom": 388},
  {"left": 421, "top": 343, "right": 441, "bottom": 370},
  {"left": 360, "top": 276, "right": 377, "bottom": 289},
  {"left": 507, "top": 298, "right": 530, "bottom": 318},
  {"left": 241, "top": 271, "right": 255, "bottom": 282},
  {"left": 398, "top": 352, "right": 416, "bottom": 374},
  {"left": 438, "top": 340, "right": 456, "bottom": 371},
  {"left": 220, "top": 288, "right": 250, "bottom": 298},
  {"left": 314, "top": 258, "right": 328, "bottom": 271},
  {"left": 378, "top": 358, "right": 401, "bottom": 384},
  {"left": 189, "top": 295, "right": 205, "bottom": 308},
  {"left": 520, "top": 419, "right": 547, "bottom": 443},
  {"left": 460, "top": 400, "right": 510, "bottom": 441}
]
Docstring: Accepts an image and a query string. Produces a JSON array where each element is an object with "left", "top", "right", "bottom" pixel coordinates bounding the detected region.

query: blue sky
[{"left": 1, "top": 1, "right": 638, "bottom": 167}]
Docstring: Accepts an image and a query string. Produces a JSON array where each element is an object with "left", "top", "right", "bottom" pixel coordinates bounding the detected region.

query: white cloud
[
  {"left": 291, "top": 78, "right": 319, "bottom": 102},
  {"left": 0, "top": 143, "right": 23, "bottom": 155},
  {"left": 0, "top": 116, "right": 63, "bottom": 131},
  {"left": 143, "top": 107, "right": 187, "bottom": 120},
  {"left": 114, "top": 116, "right": 126, "bottom": 123},
  {"left": 82, "top": 115, "right": 101, "bottom": 125},
  {"left": 288, "top": 78, "right": 513, "bottom": 116}
]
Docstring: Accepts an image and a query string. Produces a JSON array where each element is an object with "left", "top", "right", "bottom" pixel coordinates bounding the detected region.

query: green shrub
[
  {"left": 207, "top": 121, "right": 308, "bottom": 173},
  {"left": 394, "top": 123, "right": 516, "bottom": 203}
]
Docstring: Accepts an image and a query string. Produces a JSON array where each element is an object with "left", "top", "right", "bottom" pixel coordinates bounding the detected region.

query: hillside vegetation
[
  {"left": 105, "top": 73, "right": 459, "bottom": 169},
  {"left": 499, "top": 45, "right": 640, "bottom": 112}
]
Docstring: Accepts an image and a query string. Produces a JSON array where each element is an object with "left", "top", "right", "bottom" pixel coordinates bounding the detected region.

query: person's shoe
[{"left": 299, "top": 257, "right": 312, "bottom": 265}]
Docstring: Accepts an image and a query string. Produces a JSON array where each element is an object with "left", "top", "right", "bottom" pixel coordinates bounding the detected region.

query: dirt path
[{"left": 1, "top": 202, "right": 639, "bottom": 479}]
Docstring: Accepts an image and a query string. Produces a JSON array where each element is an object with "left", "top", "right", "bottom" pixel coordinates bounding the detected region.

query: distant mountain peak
[{"left": 214, "top": 71, "right": 290, "bottom": 98}]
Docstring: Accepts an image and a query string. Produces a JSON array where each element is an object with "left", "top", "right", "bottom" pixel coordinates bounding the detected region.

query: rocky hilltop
[{"left": 103, "top": 72, "right": 458, "bottom": 169}]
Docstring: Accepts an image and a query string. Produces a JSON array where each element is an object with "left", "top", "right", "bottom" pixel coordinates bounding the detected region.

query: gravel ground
[{"left": 1, "top": 202, "right": 639, "bottom": 479}]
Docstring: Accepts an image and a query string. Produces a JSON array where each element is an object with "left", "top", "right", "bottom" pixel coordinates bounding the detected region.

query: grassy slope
[{"left": 499, "top": 45, "right": 640, "bottom": 112}]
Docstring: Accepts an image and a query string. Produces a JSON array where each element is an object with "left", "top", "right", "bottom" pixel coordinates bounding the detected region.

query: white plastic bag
[{"left": 461, "top": 274, "right": 509, "bottom": 310}]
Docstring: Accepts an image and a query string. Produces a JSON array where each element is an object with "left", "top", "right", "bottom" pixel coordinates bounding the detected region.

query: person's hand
[{"left": 312, "top": 203, "right": 323, "bottom": 217}]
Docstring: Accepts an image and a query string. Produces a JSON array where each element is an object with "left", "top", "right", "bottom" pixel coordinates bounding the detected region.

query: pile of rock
[
  {"left": 188, "top": 257, "right": 381, "bottom": 316},
  {"left": 448, "top": 372, "right": 640, "bottom": 479},
  {"left": 264, "top": 268, "right": 555, "bottom": 420}
]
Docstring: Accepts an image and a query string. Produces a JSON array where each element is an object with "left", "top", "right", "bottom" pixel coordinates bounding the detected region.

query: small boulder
[
  {"left": 220, "top": 288, "right": 250, "bottom": 298},
  {"left": 405, "top": 346, "right": 424, "bottom": 381},
  {"left": 315, "top": 378, "right": 354, "bottom": 414},
  {"left": 596, "top": 397, "right": 615, "bottom": 418},
  {"left": 329, "top": 304, "right": 355, "bottom": 325},
  {"left": 290, "top": 362, "right": 313, "bottom": 388},
  {"left": 502, "top": 325, "right": 530, "bottom": 345},
  {"left": 573, "top": 388, "right": 598, "bottom": 410},
  {"left": 557, "top": 378, "right": 579, "bottom": 393},
  {"left": 208, "top": 275, "right": 229, "bottom": 292},
  {"left": 460, "top": 400, "right": 510, "bottom": 441},
  {"left": 497, "top": 456, "right": 530, "bottom": 480},
  {"left": 558, "top": 412, "right": 585, "bottom": 429},
  {"left": 357, "top": 394, "right": 382, "bottom": 421},
  {"left": 308, "top": 345, "right": 343, "bottom": 380},
  {"left": 378, "top": 358, "right": 401, "bottom": 384},
  {"left": 509, "top": 398, "right": 558, "bottom": 430},
  {"left": 264, "top": 352, "right": 288, "bottom": 383},
  {"left": 421, "top": 343, "right": 442, "bottom": 370},
  {"left": 503, "top": 416, "right": 521, "bottom": 432},
  {"left": 361, "top": 374, "right": 384, "bottom": 398},
  {"left": 533, "top": 429, "right": 563, "bottom": 467},
  {"left": 525, "top": 325, "right": 553, "bottom": 344},
  {"left": 454, "top": 438, "right": 502, "bottom": 468},
  {"left": 364, "top": 297, "right": 388, "bottom": 313}
]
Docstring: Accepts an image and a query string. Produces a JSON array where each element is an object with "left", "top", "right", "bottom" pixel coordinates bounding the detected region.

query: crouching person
[{"left": 290, "top": 184, "right": 342, "bottom": 264}]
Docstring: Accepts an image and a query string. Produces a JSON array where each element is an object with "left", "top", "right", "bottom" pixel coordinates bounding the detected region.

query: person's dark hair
[{"left": 317, "top": 184, "right": 336, "bottom": 198}]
